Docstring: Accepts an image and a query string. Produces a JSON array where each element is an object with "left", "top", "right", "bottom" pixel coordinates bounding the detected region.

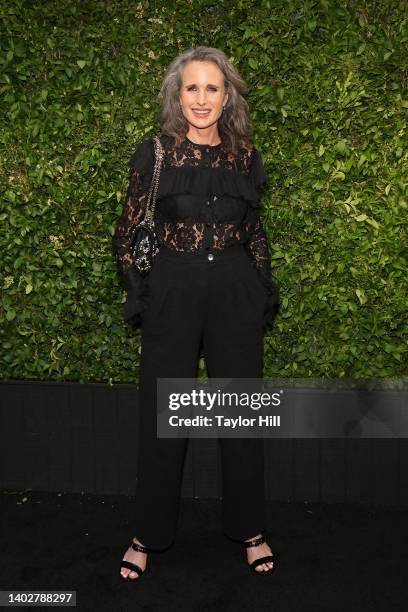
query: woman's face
[{"left": 179, "top": 60, "right": 228, "bottom": 133}]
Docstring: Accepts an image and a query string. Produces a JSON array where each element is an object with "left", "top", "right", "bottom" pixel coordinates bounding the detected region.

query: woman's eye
[{"left": 186, "top": 86, "right": 218, "bottom": 92}]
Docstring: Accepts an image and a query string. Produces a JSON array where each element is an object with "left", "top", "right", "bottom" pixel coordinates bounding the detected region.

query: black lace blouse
[{"left": 112, "top": 133, "right": 280, "bottom": 330}]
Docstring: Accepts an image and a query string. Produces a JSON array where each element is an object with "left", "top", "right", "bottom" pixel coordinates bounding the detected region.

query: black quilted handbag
[{"left": 129, "top": 135, "right": 164, "bottom": 277}]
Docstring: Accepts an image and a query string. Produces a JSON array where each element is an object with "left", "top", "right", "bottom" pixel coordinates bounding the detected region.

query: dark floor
[{"left": 0, "top": 489, "right": 407, "bottom": 612}]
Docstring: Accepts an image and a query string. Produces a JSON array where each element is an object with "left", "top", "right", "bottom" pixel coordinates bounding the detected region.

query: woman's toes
[{"left": 256, "top": 562, "right": 273, "bottom": 572}]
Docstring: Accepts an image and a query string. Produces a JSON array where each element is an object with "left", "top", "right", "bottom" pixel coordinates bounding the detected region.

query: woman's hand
[
  {"left": 123, "top": 281, "right": 151, "bottom": 328},
  {"left": 262, "top": 279, "right": 280, "bottom": 332}
]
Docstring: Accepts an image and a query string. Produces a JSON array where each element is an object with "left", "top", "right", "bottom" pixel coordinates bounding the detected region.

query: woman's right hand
[{"left": 123, "top": 281, "right": 151, "bottom": 328}]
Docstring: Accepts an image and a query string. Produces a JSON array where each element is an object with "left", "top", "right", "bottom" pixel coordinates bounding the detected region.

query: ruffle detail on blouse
[
  {"left": 156, "top": 165, "right": 263, "bottom": 208},
  {"left": 127, "top": 136, "right": 268, "bottom": 206}
]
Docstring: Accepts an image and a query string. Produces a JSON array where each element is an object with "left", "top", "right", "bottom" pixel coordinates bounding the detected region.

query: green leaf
[{"left": 6, "top": 309, "right": 16, "bottom": 321}]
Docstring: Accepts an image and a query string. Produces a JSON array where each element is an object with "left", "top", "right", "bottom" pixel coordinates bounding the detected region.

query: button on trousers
[{"left": 134, "top": 244, "right": 269, "bottom": 550}]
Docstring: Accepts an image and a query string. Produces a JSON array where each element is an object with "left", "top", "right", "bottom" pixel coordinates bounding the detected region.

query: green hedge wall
[{"left": 1, "top": 0, "right": 407, "bottom": 383}]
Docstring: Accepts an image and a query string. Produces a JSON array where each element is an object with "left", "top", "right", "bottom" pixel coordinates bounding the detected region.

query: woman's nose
[{"left": 197, "top": 89, "right": 207, "bottom": 104}]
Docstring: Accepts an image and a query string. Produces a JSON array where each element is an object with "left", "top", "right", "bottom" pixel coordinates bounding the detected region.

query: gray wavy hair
[{"left": 157, "top": 46, "right": 253, "bottom": 156}]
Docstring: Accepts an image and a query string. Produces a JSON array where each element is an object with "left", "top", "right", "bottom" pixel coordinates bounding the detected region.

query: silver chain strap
[
  {"left": 144, "top": 135, "right": 164, "bottom": 223},
  {"left": 129, "top": 135, "right": 164, "bottom": 275}
]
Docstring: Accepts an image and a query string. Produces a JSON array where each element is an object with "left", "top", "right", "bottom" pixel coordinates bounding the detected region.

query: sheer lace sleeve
[
  {"left": 245, "top": 148, "right": 280, "bottom": 329},
  {"left": 112, "top": 138, "right": 154, "bottom": 325}
]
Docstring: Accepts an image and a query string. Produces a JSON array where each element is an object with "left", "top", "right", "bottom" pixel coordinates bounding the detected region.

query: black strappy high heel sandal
[
  {"left": 243, "top": 532, "right": 276, "bottom": 576},
  {"left": 120, "top": 538, "right": 150, "bottom": 581}
]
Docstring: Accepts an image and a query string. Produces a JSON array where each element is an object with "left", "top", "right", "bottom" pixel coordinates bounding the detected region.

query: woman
[{"left": 113, "top": 46, "right": 280, "bottom": 581}]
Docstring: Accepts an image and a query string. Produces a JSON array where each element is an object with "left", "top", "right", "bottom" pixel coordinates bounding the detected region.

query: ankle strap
[
  {"left": 131, "top": 539, "right": 150, "bottom": 553},
  {"left": 243, "top": 533, "right": 265, "bottom": 548}
]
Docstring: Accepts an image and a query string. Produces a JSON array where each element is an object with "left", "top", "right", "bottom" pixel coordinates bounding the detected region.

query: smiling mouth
[{"left": 192, "top": 109, "right": 211, "bottom": 117}]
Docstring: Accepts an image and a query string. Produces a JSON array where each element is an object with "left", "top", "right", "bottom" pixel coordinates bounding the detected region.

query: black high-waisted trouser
[{"left": 134, "top": 244, "right": 268, "bottom": 550}]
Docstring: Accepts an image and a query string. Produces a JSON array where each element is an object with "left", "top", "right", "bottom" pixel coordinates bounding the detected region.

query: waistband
[{"left": 157, "top": 244, "right": 246, "bottom": 263}]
